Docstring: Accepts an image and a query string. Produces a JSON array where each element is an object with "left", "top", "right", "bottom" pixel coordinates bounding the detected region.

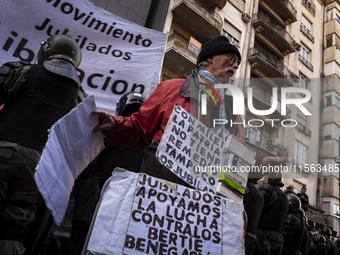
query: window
[
  {"left": 299, "top": 46, "right": 313, "bottom": 71},
  {"left": 299, "top": 74, "right": 309, "bottom": 89},
  {"left": 337, "top": 14, "right": 340, "bottom": 23},
  {"left": 301, "top": 16, "right": 312, "bottom": 33},
  {"left": 325, "top": 95, "right": 332, "bottom": 107},
  {"left": 302, "top": 0, "right": 315, "bottom": 14},
  {"left": 300, "top": 47, "right": 310, "bottom": 62},
  {"left": 245, "top": 126, "right": 261, "bottom": 146},
  {"left": 223, "top": 21, "right": 241, "bottom": 46},
  {"left": 326, "top": 35, "right": 333, "bottom": 48},
  {"left": 294, "top": 141, "right": 308, "bottom": 166},
  {"left": 323, "top": 202, "right": 330, "bottom": 215},
  {"left": 336, "top": 97, "right": 340, "bottom": 109},
  {"left": 225, "top": 32, "right": 239, "bottom": 45},
  {"left": 334, "top": 203, "right": 340, "bottom": 217}
]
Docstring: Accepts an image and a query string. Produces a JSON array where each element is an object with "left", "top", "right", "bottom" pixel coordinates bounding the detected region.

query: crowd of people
[
  {"left": 245, "top": 173, "right": 339, "bottom": 255},
  {"left": 0, "top": 33, "right": 339, "bottom": 255}
]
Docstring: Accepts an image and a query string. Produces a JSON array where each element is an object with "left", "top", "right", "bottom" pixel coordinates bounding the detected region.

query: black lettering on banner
[
  {"left": 212, "top": 207, "right": 221, "bottom": 218},
  {"left": 135, "top": 186, "right": 145, "bottom": 198},
  {"left": 131, "top": 210, "right": 142, "bottom": 222},
  {"left": 34, "top": 18, "right": 135, "bottom": 60},
  {"left": 146, "top": 201, "right": 156, "bottom": 213},
  {"left": 159, "top": 154, "right": 173, "bottom": 169},
  {"left": 213, "top": 231, "right": 221, "bottom": 243},
  {"left": 44, "top": 0, "right": 153, "bottom": 47},
  {"left": 210, "top": 218, "right": 218, "bottom": 231},
  {"left": 2, "top": 31, "right": 35, "bottom": 62},
  {"left": 126, "top": 175, "right": 222, "bottom": 254},
  {"left": 77, "top": 69, "right": 145, "bottom": 95}
]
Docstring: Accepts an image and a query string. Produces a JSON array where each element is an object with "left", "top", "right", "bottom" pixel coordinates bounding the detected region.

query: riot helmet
[
  {"left": 319, "top": 227, "right": 332, "bottom": 238},
  {"left": 286, "top": 194, "right": 301, "bottom": 212},
  {"left": 36, "top": 35, "right": 82, "bottom": 67},
  {"left": 268, "top": 172, "right": 284, "bottom": 187},
  {"left": 313, "top": 233, "right": 326, "bottom": 246},
  {"left": 116, "top": 91, "right": 146, "bottom": 117}
]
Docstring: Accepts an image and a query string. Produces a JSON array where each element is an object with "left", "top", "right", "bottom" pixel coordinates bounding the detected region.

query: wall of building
[{"left": 89, "top": 0, "right": 169, "bottom": 31}]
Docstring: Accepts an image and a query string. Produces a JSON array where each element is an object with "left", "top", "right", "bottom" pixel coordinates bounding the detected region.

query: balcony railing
[
  {"left": 166, "top": 33, "right": 193, "bottom": 58},
  {"left": 244, "top": 126, "right": 289, "bottom": 157},
  {"left": 244, "top": 84, "right": 292, "bottom": 119},
  {"left": 164, "top": 33, "right": 197, "bottom": 74},
  {"left": 281, "top": 0, "right": 297, "bottom": 19},
  {"left": 172, "top": 0, "right": 222, "bottom": 35},
  {"left": 196, "top": 0, "right": 227, "bottom": 9},
  {"left": 300, "top": 24, "right": 315, "bottom": 43},
  {"left": 261, "top": 0, "right": 297, "bottom": 24},
  {"left": 298, "top": 54, "right": 314, "bottom": 71},
  {"left": 248, "top": 46, "right": 297, "bottom": 85},
  {"left": 302, "top": 0, "right": 315, "bottom": 15},
  {"left": 296, "top": 122, "right": 312, "bottom": 136},
  {"left": 253, "top": 11, "right": 297, "bottom": 53}
]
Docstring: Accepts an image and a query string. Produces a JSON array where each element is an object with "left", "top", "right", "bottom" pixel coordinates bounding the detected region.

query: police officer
[
  {"left": 299, "top": 208, "right": 313, "bottom": 255},
  {"left": 255, "top": 173, "right": 288, "bottom": 255},
  {"left": 282, "top": 194, "right": 306, "bottom": 255},
  {"left": 319, "top": 226, "right": 338, "bottom": 255},
  {"left": 309, "top": 234, "right": 328, "bottom": 255},
  {"left": 0, "top": 35, "right": 85, "bottom": 255},
  {"left": 244, "top": 176, "right": 264, "bottom": 255},
  {"left": 116, "top": 91, "right": 146, "bottom": 117}
]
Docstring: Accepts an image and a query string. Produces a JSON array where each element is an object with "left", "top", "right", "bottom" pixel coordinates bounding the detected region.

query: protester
[
  {"left": 93, "top": 35, "right": 285, "bottom": 182},
  {"left": 255, "top": 173, "right": 288, "bottom": 255},
  {"left": 297, "top": 185, "right": 309, "bottom": 212},
  {"left": 0, "top": 34, "right": 86, "bottom": 255}
]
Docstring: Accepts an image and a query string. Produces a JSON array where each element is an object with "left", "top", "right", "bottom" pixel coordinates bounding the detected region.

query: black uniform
[
  {"left": 255, "top": 183, "right": 288, "bottom": 255},
  {"left": 0, "top": 59, "right": 84, "bottom": 255},
  {"left": 282, "top": 211, "right": 305, "bottom": 255},
  {"left": 244, "top": 182, "right": 264, "bottom": 255}
]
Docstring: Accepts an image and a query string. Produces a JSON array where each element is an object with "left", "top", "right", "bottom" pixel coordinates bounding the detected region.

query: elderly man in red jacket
[{"left": 93, "top": 35, "right": 284, "bottom": 180}]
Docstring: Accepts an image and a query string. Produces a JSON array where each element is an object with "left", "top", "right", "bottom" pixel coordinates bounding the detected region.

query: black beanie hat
[{"left": 196, "top": 35, "right": 241, "bottom": 66}]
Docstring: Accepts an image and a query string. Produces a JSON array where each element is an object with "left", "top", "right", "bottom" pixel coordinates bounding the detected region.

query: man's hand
[
  {"left": 93, "top": 110, "right": 116, "bottom": 132},
  {"left": 261, "top": 156, "right": 286, "bottom": 166}
]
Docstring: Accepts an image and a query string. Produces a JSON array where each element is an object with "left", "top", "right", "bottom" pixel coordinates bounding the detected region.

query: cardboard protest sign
[
  {"left": 124, "top": 173, "right": 222, "bottom": 254},
  {"left": 156, "top": 104, "right": 225, "bottom": 193},
  {"left": 86, "top": 168, "right": 245, "bottom": 255}
]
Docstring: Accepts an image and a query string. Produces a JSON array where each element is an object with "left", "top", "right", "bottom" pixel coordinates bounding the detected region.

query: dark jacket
[{"left": 0, "top": 62, "right": 82, "bottom": 151}]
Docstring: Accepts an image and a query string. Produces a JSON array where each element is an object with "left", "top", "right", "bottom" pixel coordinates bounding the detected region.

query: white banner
[
  {"left": 0, "top": 0, "right": 167, "bottom": 114},
  {"left": 86, "top": 169, "right": 245, "bottom": 255}
]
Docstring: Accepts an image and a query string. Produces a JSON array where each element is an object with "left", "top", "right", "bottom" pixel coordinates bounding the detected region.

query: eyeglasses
[{"left": 228, "top": 55, "right": 240, "bottom": 65}]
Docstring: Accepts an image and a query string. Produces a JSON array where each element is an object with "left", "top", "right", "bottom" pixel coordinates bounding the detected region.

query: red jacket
[{"left": 105, "top": 73, "right": 245, "bottom": 149}]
